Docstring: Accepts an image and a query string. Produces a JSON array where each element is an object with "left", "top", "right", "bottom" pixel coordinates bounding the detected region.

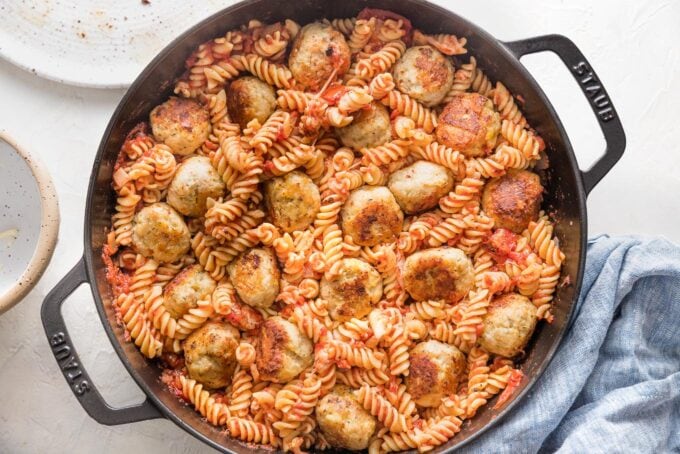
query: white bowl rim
[{"left": 0, "top": 130, "right": 60, "bottom": 314}]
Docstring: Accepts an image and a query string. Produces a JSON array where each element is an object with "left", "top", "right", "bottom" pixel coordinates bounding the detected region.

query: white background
[{"left": 1, "top": 1, "right": 679, "bottom": 453}]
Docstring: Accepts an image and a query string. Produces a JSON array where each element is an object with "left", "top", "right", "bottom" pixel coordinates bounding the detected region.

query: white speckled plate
[
  {"left": 0, "top": 131, "right": 59, "bottom": 315},
  {"left": 0, "top": 0, "right": 235, "bottom": 88}
]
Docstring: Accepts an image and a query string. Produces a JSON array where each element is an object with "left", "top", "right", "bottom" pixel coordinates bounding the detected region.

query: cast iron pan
[{"left": 41, "top": 0, "right": 625, "bottom": 452}]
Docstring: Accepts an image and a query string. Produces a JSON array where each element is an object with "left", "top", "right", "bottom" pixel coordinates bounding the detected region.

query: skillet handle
[
  {"left": 41, "top": 257, "right": 162, "bottom": 425},
  {"left": 504, "top": 34, "right": 626, "bottom": 196}
]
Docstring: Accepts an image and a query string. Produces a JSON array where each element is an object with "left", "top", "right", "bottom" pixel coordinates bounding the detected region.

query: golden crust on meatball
[
  {"left": 392, "top": 45, "right": 455, "bottom": 107},
  {"left": 336, "top": 102, "right": 392, "bottom": 150},
  {"left": 406, "top": 340, "right": 466, "bottom": 407},
  {"left": 226, "top": 76, "right": 277, "bottom": 129},
  {"left": 288, "top": 22, "right": 351, "bottom": 91},
  {"left": 163, "top": 264, "right": 216, "bottom": 319},
  {"left": 227, "top": 248, "right": 280, "bottom": 309},
  {"left": 320, "top": 258, "right": 383, "bottom": 322},
  {"left": 167, "top": 156, "right": 225, "bottom": 217},
  {"left": 264, "top": 171, "right": 321, "bottom": 233},
  {"left": 184, "top": 321, "right": 239, "bottom": 389},
  {"left": 150, "top": 97, "right": 210, "bottom": 155},
  {"left": 256, "top": 316, "right": 313, "bottom": 383},
  {"left": 402, "top": 247, "right": 474, "bottom": 302},
  {"left": 387, "top": 160, "right": 454, "bottom": 214},
  {"left": 482, "top": 169, "right": 543, "bottom": 234},
  {"left": 131, "top": 202, "right": 191, "bottom": 263},
  {"left": 479, "top": 293, "right": 537, "bottom": 358},
  {"left": 316, "top": 385, "right": 377, "bottom": 450},
  {"left": 341, "top": 186, "right": 404, "bottom": 247},
  {"left": 435, "top": 93, "right": 500, "bottom": 157}
]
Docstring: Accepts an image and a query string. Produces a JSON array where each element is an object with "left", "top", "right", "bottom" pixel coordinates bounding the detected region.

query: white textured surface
[{"left": 0, "top": 1, "right": 679, "bottom": 453}]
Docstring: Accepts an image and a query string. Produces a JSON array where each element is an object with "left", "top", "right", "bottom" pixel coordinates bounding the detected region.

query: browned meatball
[
  {"left": 482, "top": 169, "right": 543, "bottom": 233},
  {"left": 149, "top": 97, "right": 210, "bottom": 155},
  {"left": 387, "top": 160, "right": 454, "bottom": 214},
  {"left": 479, "top": 293, "right": 537, "bottom": 357},
  {"left": 392, "top": 45, "right": 455, "bottom": 107},
  {"left": 256, "top": 317, "right": 313, "bottom": 383},
  {"left": 436, "top": 93, "right": 500, "bottom": 157},
  {"left": 226, "top": 76, "right": 277, "bottom": 129},
  {"left": 288, "top": 22, "right": 351, "bottom": 91},
  {"left": 403, "top": 247, "right": 474, "bottom": 302},
  {"left": 131, "top": 203, "right": 191, "bottom": 263},
  {"left": 183, "top": 321, "right": 239, "bottom": 389},
  {"left": 227, "top": 248, "right": 280, "bottom": 309},
  {"left": 316, "top": 385, "right": 377, "bottom": 450},
  {"left": 406, "top": 340, "right": 466, "bottom": 407},
  {"left": 264, "top": 171, "right": 321, "bottom": 233},
  {"left": 336, "top": 102, "right": 392, "bottom": 150},
  {"left": 167, "top": 156, "right": 225, "bottom": 217},
  {"left": 341, "top": 186, "right": 404, "bottom": 247},
  {"left": 163, "top": 264, "right": 216, "bottom": 318},
  {"left": 320, "top": 258, "right": 383, "bottom": 322}
]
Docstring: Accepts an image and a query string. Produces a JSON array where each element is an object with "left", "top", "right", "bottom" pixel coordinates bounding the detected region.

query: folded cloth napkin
[{"left": 459, "top": 235, "right": 680, "bottom": 454}]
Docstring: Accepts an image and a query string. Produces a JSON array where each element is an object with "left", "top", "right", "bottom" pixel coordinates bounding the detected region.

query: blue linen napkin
[{"left": 459, "top": 235, "right": 680, "bottom": 454}]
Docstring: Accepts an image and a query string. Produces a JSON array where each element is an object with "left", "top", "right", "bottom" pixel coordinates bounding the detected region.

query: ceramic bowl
[{"left": 0, "top": 131, "right": 59, "bottom": 314}]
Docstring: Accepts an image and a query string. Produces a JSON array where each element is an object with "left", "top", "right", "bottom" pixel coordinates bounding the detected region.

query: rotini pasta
[{"left": 105, "top": 9, "right": 567, "bottom": 453}]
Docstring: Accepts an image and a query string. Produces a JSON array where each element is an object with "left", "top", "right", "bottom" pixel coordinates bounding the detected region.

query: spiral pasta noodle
[
  {"left": 381, "top": 90, "right": 438, "bottom": 133},
  {"left": 493, "top": 81, "right": 528, "bottom": 128},
  {"left": 239, "top": 54, "right": 296, "bottom": 88},
  {"left": 228, "top": 418, "right": 280, "bottom": 446},
  {"left": 501, "top": 119, "right": 542, "bottom": 159},
  {"left": 180, "top": 375, "right": 231, "bottom": 426},
  {"left": 355, "top": 385, "right": 410, "bottom": 433},
  {"left": 356, "top": 40, "right": 406, "bottom": 79},
  {"left": 115, "top": 293, "right": 163, "bottom": 358},
  {"left": 348, "top": 18, "right": 376, "bottom": 54},
  {"left": 369, "top": 72, "right": 395, "bottom": 100}
]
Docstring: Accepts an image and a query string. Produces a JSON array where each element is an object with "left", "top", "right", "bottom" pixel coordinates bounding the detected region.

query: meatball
[
  {"left": 256, "top": 317, "right": 314, "bottom": 383},
  {"left": 183, "top": 321, "right": 239, "bottom": 389},
  {"left": 163, "top": 264, "right": 216, "bottom": 318},
  {"left": 336, "top": 102, "right": 392, "bottom": 150},
  {"left": 264, "top": 171, "right": 321, "bottom": 232},
  {"left": 387, "top": 160, "right": 454, "bottom": 214},
  {"left": 288, "top": 22, "right": 351, "bottom": 91},
  {"left": 403, "top": 247, "right": 474, "bottom": 302},
  {"left": 436, "top": 93, "right": 500, "bottom": 157},
  {"left": 392, "top": 46, "right": 455, "bottom": 107},
  {"left": 320, "top": 258, "right": 383, "bottom": 322},
  {"left": 167, "top": 156, "right": 225, "bottom": 217},
  {"left": 226, "top": 76, "right": 277, "bottom": 129},
  {"left": 479, "top": 293, "right": 537, "bottom": 357},
  {"left": 406, "top": 340, "right": 466, "bottom": 407},
  {"left": 131, "top": 203, "right": 191, "bottom": 263},
  {"left": 227, "top": 248, "right": 280, "bottom": 309},
  {"left": 341, "top": 186, "right": 404, "bottom": 247},
  {"left": 149, "top": 97, "right": 210, "bottom": 155},
  {"left": 316, "top": 385, "right": 377, "bottom": 450},
  {"left": 482, "top": 169, "right": 543, "bottom": 233}
]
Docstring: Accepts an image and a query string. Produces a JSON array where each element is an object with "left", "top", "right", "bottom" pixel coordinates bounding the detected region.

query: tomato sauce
[{"left": 102, "top": 245, "right": 131, "bottom": 296}]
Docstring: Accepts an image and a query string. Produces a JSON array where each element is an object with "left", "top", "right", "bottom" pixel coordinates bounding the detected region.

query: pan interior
[{"left": 85, "top": 1, "right": 586, "bottom": 452}]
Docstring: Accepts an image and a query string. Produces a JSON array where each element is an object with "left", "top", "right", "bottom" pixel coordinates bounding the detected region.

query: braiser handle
[
  {"left": 504, "top": 34, "right": 626, "bottom": 196},
  {"left": 41, "top": 257, "right": 162, "bottom": 425}
]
